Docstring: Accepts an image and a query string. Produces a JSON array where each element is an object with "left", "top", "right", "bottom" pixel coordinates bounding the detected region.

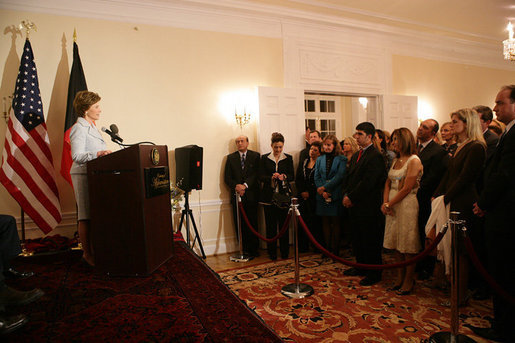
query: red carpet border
[
  {"left": 218, "top": 253, "right": 494, "bottom": 343},
  {"left": 4, "top": 242, "right": 282, "bottom": 342}
]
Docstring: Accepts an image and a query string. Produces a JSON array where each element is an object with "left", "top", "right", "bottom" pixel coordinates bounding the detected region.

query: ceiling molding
[{"left": 1, "top": 0, "right": 514, "bottom": 70}]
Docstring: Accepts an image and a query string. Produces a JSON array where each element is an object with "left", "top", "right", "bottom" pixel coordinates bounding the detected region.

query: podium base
[
  {"left": 230, "top": 253, "right": 253, "bottom": 262},
  {"left": 281, "top": 283, "right": 314, "bottom": 299},
  {"left": 429, "top": 332, "right": 476, "bottom": 343}
]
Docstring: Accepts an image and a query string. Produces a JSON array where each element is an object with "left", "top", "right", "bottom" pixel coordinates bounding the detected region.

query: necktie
[
  {"left": 241, "top": 153, "right": 245, "bottom": 169},
  {"left": 417, "top": 143, "right": 422, "bottom": 154},
  {"left": 356, "top": 149, "right": 363, "bottom": 162}
]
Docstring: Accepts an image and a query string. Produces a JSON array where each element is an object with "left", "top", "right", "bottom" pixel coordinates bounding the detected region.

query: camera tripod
[{"left": 178, "top": 191, "right": 206, "bottom": 259}]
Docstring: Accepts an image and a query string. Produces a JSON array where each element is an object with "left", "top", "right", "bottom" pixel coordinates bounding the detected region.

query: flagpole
[{"left": 18, "top": 20, "right": 37, "bottom": 251}]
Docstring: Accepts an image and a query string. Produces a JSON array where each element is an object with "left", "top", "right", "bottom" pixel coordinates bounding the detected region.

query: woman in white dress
[{"left": 381, "top": 128, "right": 423, "bottom": 295}]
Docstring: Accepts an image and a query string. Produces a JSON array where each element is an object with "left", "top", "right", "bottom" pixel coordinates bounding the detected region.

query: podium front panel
[{"left": 88, "top": 144, "right": 173, "bottom": 276}]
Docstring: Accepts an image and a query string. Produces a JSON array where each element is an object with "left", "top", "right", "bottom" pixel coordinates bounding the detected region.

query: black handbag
[{"left": 271, "top": 179, "right": 292, "bottom": 209}]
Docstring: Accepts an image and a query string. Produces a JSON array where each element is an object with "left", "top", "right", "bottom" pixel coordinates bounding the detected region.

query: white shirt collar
[{"left": 504, "top": 119, "right": 515, "bottom": 134}]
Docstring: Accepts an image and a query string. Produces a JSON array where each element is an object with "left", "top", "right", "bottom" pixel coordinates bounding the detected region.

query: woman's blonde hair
[
  {"left": 451, "top": 108, "right": 486, "bottom": 145},
  {"left": 343, "top": 136, "right": 359, "bottom": 156}
]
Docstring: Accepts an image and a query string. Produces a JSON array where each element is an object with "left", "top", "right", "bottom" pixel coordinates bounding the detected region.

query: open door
[
  {"left": 380, "top": 95, "right": 418, "bottom": 134},
  {"left": 258, "top": 87, "right": 305, "bottom": 159}
]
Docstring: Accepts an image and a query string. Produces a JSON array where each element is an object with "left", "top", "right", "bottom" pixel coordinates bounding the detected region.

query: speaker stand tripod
[{"left": 178, "top": 191, "right": 206, "bottom": 259}]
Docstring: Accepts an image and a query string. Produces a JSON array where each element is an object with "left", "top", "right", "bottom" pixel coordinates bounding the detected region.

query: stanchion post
[
  {"left": 230, "top": 193, "right": 251, "bottom": 262},
  {"left": 429, "top": 211, "right": 476, "bottom": 343},
  {"left": 281, "top": 198, "right": 314, "bottom": 299}
]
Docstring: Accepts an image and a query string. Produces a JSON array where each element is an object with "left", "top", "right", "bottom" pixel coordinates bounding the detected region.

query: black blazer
[
  {"left": 417, "top": 140, "right": 449, "bottom": 202},
  {"left": 483, "top": 129, "right": 499, "bottom": 160},
  {"left": 342, "top": 145, "right": 386, "bottom": 216},
  {"left": 259, "top": 153, "right": 294, "bottom": 203},
  {"left": 478, "top": 127, "right": 515, "bottom": 234},
  {"left": 295, "top": 147, "right": 310, "bottom": 195},
  {"left": 434, "top": 141, "right": 486, "bottom": 213},
  {"left": 224, "top": 150, "right": 261, "bottom": 203}
]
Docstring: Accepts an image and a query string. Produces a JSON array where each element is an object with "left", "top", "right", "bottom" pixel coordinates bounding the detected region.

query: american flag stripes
[{"left": 0, "top": 39, "right": 62, "bottom": 234}]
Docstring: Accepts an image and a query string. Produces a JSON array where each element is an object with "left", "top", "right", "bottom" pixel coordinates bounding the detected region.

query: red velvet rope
[
  {"left": 463, "top": 235, "right": 515, "bottom": 305},
  {"left": 297, "top": 213, "right": 445, "bottom": 270},
  {"left": 238, "top": 202, "right": 292, "bottom": 243}
]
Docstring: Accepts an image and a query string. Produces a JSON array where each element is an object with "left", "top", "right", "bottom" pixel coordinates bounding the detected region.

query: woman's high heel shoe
[
  {"left": 396, "top": 282, "right": 415, "bottom": 296},
  {"left": 387, "top": 284, "right": 402, "bottom": 291}
]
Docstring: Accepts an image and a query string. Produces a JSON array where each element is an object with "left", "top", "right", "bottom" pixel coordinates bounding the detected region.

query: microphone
[{"left": 101, "top": 125, "right": 123, "bottom": 143}]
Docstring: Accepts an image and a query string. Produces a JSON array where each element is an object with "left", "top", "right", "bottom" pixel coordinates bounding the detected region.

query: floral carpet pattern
[
  {"left": 5, "top": 242, "right": 282, "bottom": 342},
  {"left": 219, "top": 253, "right": 494, "bottom": 342}
]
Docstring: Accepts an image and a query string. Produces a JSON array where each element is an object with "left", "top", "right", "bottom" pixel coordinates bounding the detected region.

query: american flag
[{"left": 0, "top": 39, "right": 62, "bottom": 234}]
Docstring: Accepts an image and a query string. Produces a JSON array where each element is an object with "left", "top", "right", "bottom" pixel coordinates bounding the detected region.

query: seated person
[{"left": 0, "top": 215, "right": 44, "bottom": 335}]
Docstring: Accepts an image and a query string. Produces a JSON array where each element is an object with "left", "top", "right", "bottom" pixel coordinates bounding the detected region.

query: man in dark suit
[
  {"left": 415, "top": 119, "right": 448, "bottom": 279},
  {"left": 224, "top": 135, "right": 261, "bottom": 258},
  {"left": 297, "top": 129, "right": 322, "bottom": 170},
  {"left": 471, "top": 85, "right": 515, "bottom": 342},
  {"left": 474, "top": 105, "right": 499, "bottom": 160},
  {"left": 1, "top": 214, "right": 44, "bottom": 334},
  {"left": 342, "top": 122, "right": 386, "bottom": 286}
]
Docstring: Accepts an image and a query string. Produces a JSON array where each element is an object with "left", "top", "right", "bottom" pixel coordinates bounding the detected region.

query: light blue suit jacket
[{"left": 70, "top": 117, "right": 107, "bottom": 174}]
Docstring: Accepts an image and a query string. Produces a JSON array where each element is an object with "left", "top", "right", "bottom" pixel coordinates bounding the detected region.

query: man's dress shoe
[
  {"left": 359, "top": 276, "right": 381, "bottom": 286},
  {"left": 343, "top": 268, "right": 364, "bottom": 276},
  {"left": 0, "top": 314, "right": 28, "bottom": 335},
  {"left": 4, "top": 268, "right": 34, "bottom": 279},
  {"left": 466, "top": 325, "right": 507, "bottom": 342},
  {"left": 0, "top": 286, "right": 44, "bottom": 307}
]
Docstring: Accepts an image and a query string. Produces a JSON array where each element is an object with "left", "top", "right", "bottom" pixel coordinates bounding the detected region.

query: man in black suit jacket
[
  {"left": 297, "top": 129, "right": 322, "bottom": 170},
  {"left": 472, "top": 85, "right": 515, "bottom": 342},
  {"left": 475, "top": 105, "right": 499, "bottom": 160},
  {"left": 415, "top": 119, "right": 448, "bottom": 278},
  {"left": 1, "top": 214, "right": 44, "bottom": 334},
  {"left": 342, "top": 122, "right": 386, "bottom": 286},
  {"left": 224, "top": 136, "right": 261, "bottom": 257}
]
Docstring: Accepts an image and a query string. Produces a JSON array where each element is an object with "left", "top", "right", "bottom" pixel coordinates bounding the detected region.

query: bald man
[{"left": 224, "top": 136, "right": 260, "bottom": 257}]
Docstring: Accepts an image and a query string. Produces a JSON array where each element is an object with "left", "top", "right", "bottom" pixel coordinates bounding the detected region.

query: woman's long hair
[
  {"left": 342, "top": 136, "right": 359, "bottom": 157},
  {"left": 322, "top": 134, "right": 342, "bottom": 155},
  {"left": 451, "top": 108, "right": 486, "bottom": 145},
  {"left": 391, "top": 127, "right": 417, "bottom": 157}
]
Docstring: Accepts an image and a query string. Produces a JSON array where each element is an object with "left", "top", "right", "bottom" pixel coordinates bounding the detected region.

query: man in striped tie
[{"left": 224, "top": 136, "right": 261, "bottom": 258}]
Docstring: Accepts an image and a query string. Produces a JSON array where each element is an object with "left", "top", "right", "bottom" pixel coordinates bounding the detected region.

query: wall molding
[{"left": 1, "top": 0, "right": 513, "bottom": 71}]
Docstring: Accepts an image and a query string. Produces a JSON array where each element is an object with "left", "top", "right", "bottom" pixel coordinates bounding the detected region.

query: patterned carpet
[
  {"left": 4, "top": 242, "right": 282, "bottom": 342},
  {"left": 218, "top": 252, "right": 494, "bottom": 342}
]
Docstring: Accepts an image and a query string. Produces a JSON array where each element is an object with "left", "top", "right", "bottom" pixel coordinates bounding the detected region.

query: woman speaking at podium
[{"left": 70, "top": 91, "right": 111, "bottom": 266}]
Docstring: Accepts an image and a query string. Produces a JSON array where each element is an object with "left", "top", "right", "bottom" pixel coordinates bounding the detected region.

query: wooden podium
[{"left": 87, "top": 144, "right": 173, "bottom": 276}]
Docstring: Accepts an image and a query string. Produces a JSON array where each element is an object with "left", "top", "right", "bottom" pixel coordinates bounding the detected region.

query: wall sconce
[
  {"left": 503, "top": 22, "right": 514, "bottom": 61},
  {"left": 235, "top": 107, "right": 251, "bottom": 129},
  {"left": 358, "top": 97, "right": 368, "bottom": 109}
]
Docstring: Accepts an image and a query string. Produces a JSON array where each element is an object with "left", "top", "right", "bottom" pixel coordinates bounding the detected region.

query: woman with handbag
[
  {"left": 314, "top": 134, "right": 347, "bottom": 256},
  {"left": 259, "top": 132, "right": 295, "bottom": 260}
]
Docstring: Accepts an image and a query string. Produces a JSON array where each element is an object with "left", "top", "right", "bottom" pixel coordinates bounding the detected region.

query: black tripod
[{"left": 178, "top": 191, "right": 206, "bottom": 259}]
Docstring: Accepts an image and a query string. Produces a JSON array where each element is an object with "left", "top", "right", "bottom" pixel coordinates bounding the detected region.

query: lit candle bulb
[{"left": 508, "top": 22, "right": 514, "bottom": 41}]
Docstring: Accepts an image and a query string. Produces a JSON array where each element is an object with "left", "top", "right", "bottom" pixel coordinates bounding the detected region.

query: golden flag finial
[
  {"left": 19, "top": 20, "right": 37, "bottom": 39},
  {"left": 73, "top": 28, "right": 77, "bottom": 43}
]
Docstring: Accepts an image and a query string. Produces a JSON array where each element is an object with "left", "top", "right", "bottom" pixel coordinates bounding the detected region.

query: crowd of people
[
  {"left": 2, "top": 86, "right": 513, "bottom": 340},
  {"left": 225, "top": 85, "right": 515, "bottom": 342}
]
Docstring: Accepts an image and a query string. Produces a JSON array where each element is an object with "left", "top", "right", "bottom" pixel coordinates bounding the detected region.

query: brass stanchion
[
  {"left": 429, "top": 211, "right": 475, "bottom": 343},
  {"left": 281, "top": 198, "right": 314, "bottom": 298},
  {"left": 230, "top": 193, "right": 251, "bottom": 262}
]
